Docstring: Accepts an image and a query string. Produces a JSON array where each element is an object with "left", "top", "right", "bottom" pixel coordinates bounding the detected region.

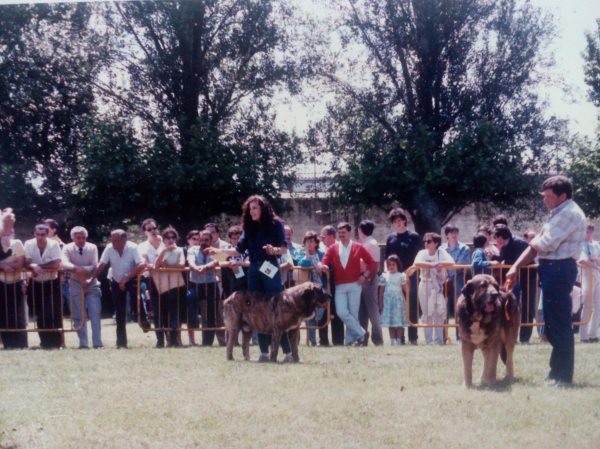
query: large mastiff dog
[
  {"left": 223, "top": 282, "right": 331, "bottom": 362},
  {"left": 456, "top": 274, "right": 520, "bottom": 387}
]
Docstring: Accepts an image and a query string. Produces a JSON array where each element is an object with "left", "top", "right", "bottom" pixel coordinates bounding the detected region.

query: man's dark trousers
[{"left": 538, "top": 259, "right": 578, "bottom": 383}]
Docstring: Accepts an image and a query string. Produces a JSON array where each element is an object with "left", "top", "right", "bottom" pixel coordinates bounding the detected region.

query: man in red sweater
[{"left": 317, "top": 222, "right": 378, "bottom": 345}]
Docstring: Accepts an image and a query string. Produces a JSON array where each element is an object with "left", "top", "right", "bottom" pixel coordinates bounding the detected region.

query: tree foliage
[
  {"left": 584, "top": 18, "right": 600, "bottom": 109},
  {"left": 0, "top": 3, "right": 108, "bottom": 218},
  {"left": 85, "top": 0, "right": 309, "bottom": 230},
  {"left": 312, "top": 0, "right": 564, "bottom": 234}
]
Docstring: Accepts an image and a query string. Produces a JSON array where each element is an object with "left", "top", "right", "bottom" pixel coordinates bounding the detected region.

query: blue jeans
[
  {"left": 538, "top": 259, "right": 578, "bottom": 383},
  {"left": 70, "top": 281, "right": 103, "bottom": 348},
  {"left": 248, "top": 262, "right": 291, "bottom": 354},
  {"left": 306, "top": 308, "right": 325, "bottom": 344},
  {"left": 335, "top": 281, "right": 364, "bottom": 345}
]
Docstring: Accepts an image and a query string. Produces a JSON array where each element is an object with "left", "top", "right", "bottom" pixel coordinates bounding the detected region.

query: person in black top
[
  {"left": 210, "top": 195, "right": 292, "bottom": 362},
  {"left": 492, "top": 225, "right": 533, "bottom": 343},
  {"left": 384, "top": 208, "right": 423, "bottom": 344}
]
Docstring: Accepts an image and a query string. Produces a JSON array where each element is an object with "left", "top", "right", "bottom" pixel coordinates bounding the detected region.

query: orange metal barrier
[
  {"left": 403, "top": 263, "right": 593, "bottom": 343},
  {"left": 0, "top": 269, "right": 87, "bottom": 348},
  {"left": 135, "top": 266, "right": 331, "bottom": 337}
]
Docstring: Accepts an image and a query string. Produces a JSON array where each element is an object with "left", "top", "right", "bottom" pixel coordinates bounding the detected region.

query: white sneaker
[
  {"left": 395, "top": 339, "right": 402, "bottom": 346},
  {"left": 257, "top": 353, "right": 270, "bottom": 363},
  {"left": 390, "top": 339, "right": 396, "bottom": 346},
  {"left": 283, "top": 353, "right": 294, "bottom": 363}
]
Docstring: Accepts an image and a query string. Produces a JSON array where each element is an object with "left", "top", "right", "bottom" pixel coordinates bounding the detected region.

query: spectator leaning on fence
[
  {"left": 317, "top": 222, "right": 378, "bottom": 346},
  {"left": 492, "top": 225, "right": 532, "bottom": 344},
  {"left": 472, "top": 233, "right": 499, "bottom": 275},
  {"left": 507, "top": 175, "right": 586, "bottom": 386},
  {"left": 577, "top": 223, "right": 600, "bottom": 343},
  {"left": 85, "top": 230, "right": 149, "bottom": 349},
  {"left": 440, "top": 224, "right": 470, "bottom": 319},
  {"left": 24, "top": 224, "right": 63, "bottom": 349},
  {"left": 414, "top": 232, "right": 454, "bottom": 345},
  {"left": 0, "top": 229, "right": 27, "bottom": 349},
  {"left": 61, "top": 226, "right": 103, "bottom": 349},
  {"left": 139, "top": 218, "right": 166, "bottom": 347},
  {"left": 187, "top": 230, "right": 220, "bottom": 347},
  {"left": 153, "top": 226, "right": 187, "bottom": 348}
]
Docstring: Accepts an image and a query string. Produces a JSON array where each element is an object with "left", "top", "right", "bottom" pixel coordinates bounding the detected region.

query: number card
[{"left": 259, "top": 261, "right": 278, "bottom": 278}]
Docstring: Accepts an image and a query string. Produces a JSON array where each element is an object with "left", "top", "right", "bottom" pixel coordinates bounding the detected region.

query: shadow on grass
[{"left": 471, "top": 377, "right": 517, "bottom": 392}]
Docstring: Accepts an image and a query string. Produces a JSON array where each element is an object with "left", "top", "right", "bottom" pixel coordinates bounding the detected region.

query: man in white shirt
[
  {"left": 86, "top": 230, "right": 147, "bottom": 349},
  {"left": 138, "top": 218, "right": 166, "bottom": 347},
  {"left": 577, "top": 223, "right": 600, "bottom": 343},
  {"left": 62, "top": 226, "right": 103, "bottom": 349},
  {"left": 24, "top": 224, "right": 63, "bottom": 349},
  {"left": 507, "top": 175, "right": 586, "bottom": 385},
  {"left": 358, "top": 220, "right": 383, "bottom": 346}
]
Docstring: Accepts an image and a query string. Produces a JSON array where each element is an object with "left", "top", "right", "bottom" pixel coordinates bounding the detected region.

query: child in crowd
[
  {"left": 296, "top": 231, "right": 327, "bottom": 346},
  {"left": 472, "top": 233, "right": 499, "bottom": 275},
  {"left": 378, "top": 255, "right": 408, "bottom": 345}
]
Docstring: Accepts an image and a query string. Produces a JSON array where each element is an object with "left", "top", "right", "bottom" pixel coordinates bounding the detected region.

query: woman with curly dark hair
[{"left": 210, "top": 195, "right": 292, "bottom": 362}]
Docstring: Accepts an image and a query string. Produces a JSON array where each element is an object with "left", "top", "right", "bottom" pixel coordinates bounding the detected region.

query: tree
[
  {"left": 584, "top": 18, "right": 600, "bottom": 110},
  {"left": 0, "top": 3, "right": 108, "bottom": 218},
  {"left": 86, "top": 0, "right": 312, "bottom": 229},
  {"left": 312, "top": 0, "right": 564, "bottom": 235}
]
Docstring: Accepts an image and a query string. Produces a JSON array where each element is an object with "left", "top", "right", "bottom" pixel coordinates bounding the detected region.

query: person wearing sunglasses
[
  {"left": 414, "top": 233, "right": 454, "bottom": 345},
  {"left": 153, "top": 227, "right": 186, "bottom": 347}
]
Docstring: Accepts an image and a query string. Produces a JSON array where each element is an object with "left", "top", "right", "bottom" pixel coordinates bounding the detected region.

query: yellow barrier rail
[
  {"left": 402, "top": 263, "right": 593, "bottom": 343},
  {"left": 135, "top": 266, "right": 331, "bottom": 338}
]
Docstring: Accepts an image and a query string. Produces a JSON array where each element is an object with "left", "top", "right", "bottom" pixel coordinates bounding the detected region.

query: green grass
[{"left": 1, "top": 321, "right": 599, "bottom": 448}]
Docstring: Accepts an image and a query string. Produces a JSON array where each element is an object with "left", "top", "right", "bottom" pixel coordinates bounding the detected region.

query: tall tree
[
  {"left": 88, "top": 0, "right": 312, "bottom": 228},
  {"left": 0, "top": 3, "right": 108, "bottom": 218},
  {"left": 313, "top": 0, "right": 564, "bottom": 234}
]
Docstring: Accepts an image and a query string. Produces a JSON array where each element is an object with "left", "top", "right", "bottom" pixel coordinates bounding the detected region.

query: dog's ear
[
  {"left": 301, "top": 288, "right": 317, "bottom": 303},
  {"left": 461, "top": 281, "right": 475, "bottom": 299}
]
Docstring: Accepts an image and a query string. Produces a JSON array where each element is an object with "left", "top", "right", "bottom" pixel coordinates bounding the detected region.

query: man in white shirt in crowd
[
  {"left": 85, "top": 230, "right": 148, "bottom": 348},
  {"left": 578, "top": 223, "right": 600, "bottom": 343},
  {"left": 138, "top": 218, "right": 166, "bottom": 347},
  {"left": 358, "top": 220, "right": 383, "bottom": 346},
  {"left": 62, "top": 226, "right": 103, "bottom": 349},
  {"left": 24, "top": 224, "right": 63, "bottom": 349}
]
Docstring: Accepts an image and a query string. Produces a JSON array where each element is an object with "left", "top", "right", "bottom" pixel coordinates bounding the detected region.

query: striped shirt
[{"left": 537, "top": 199, "right": 586, "bottom": 260}]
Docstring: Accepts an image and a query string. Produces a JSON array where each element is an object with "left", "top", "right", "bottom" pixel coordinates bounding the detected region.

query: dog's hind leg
[
  {"left": 461, "top": 342, "right": 475, "bottom": 388},
  {"left": 288, "top": 327, "right": 301, "bottom": 362},
  {"left": 270, "top": 328, "right": 282, "bottom": 362},
  {"left": 241, "top": 328, "right": 252, "bottom": 361}
]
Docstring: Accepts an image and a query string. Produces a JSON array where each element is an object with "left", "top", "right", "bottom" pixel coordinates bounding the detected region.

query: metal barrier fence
[
  {"left": 0, "top": 269, "right": 86, "bottom": 348},
  {"left": 403, "top": 263, "right": 594, "bottom": 343},
  {"left": 134, "top": 266, "right": 331, "bottom": 337}
]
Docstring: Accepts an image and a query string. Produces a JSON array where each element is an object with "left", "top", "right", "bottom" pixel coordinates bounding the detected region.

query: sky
[
  {"left": 273, "top": 0, "right": 600, "bottom": 141},
  {"left": 1, "top": 0, "right": 600, "bottom": 140}
]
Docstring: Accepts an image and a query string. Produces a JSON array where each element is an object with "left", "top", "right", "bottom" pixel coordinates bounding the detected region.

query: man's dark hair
[
  {"left": 43, "top": 219, "right": 59, "bottom": 230},
  {"left": 388, "top": 208, "right": 407, "bottom": 224},
  {"left": 542, "top": 175, "right": 573, "bottom": 199},
  {"left": 587, "top": 223, "right": 595, "bottom": 232},
  {"left": 186, "top": 230, "right": 200, "bottom": 240},
  {"left": 204, "top": 222, "right": 219, "bottom": 233},
  {"left": 473, "top": 233, "right": 488, "bottom": 249},
  {"left": 494, "top": 226, "right": 512, "bottom": 240},
  {"left": 492, "top": 215, "right": 508, "bottom": 227},
  {"left": 142, "top": 218, "right": 157, "bottom": 232},
  {"left": 444, "top": 224, "right": 459, "bottom": 236},
  {"left": 337, "top": 222, "right": 351, "bottom": 232},
  {"left": 358, "top": 220, "right": 375, "bottom": 236}
]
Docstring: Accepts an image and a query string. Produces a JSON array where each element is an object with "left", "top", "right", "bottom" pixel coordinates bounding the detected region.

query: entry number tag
[
  {"left": 259, "top": 261, "right": 278, "bottom": 278},
  {"left": 234, "top": 268, "right": 245, "bottom": 279}
]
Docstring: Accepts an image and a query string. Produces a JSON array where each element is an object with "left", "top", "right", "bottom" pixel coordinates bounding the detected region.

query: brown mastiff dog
[
  {"left": 456, "top": 274, "right": 520, "bottom": 387},
  {"left": 223, "top": 282, "right": 331, "bottom": 362}
]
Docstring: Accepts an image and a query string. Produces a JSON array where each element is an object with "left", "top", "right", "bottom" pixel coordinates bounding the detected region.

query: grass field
[{"left": 1, "top": 320, "right": 599, "bottom": 449}]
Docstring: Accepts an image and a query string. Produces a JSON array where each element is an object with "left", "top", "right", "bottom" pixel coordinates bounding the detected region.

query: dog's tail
[{"left": 500, "top": 345, "right": 507, "bottom": 365}]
